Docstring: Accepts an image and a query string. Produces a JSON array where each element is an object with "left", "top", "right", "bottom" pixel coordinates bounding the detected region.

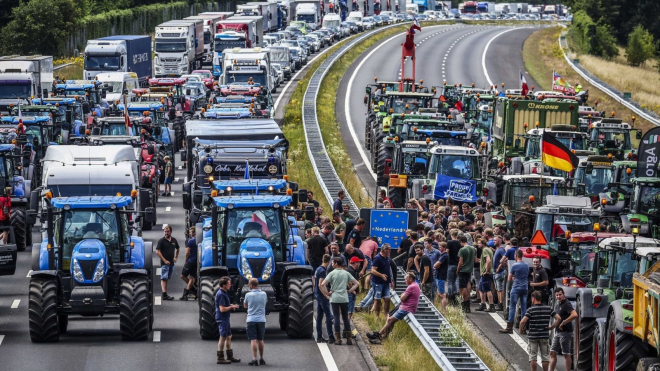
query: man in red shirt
[
  {"left": 366, "top": 271, "right": 420, "bottom": 344},
  {"left": 0, "top": 187, "right": 12, "bottom": 244}
]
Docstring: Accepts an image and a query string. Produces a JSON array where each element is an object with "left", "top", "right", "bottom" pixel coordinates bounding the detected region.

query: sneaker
[
  {"left": 317, "top": 337, "right": 328, "bottom": 343},
  {"left": 488, "top": 305, "right": 497, "bottom": 312},
  {"left": 366, "top": 331, "right": 381, "bottom": 340},
  {"left": 162, "top": 294, "right": 174, "bottom": 300},
  {"left": 475, "top": 303, "right": 486, "bottom": 312},
  {"left": 259, "top": 359, "right": 266, "bottom": 365},
  {"left": 248, "top": 359, "right": 259, "bottom": 366},
  {"left": 160, "top": 193, "right": 167, "bottom": 197},
  {"left": 470, "top": 298, "right": 481, "bottom": 304}
]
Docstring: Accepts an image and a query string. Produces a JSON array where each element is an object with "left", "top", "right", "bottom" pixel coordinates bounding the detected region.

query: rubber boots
[
  {"left": 499, "top": 322, "right": 513, "bottom": 334},
  {"left": 462, "top": 300, "right": 471, "bottom": 313},
  {"left": 217, "top": 351, "right": 231, "bottom": 364},
  {"left": 345, "top": 331, "right": 353, "bottom": 345},
  {"left": 334, "top": 332, "right": 342, "bottom": 345},
  {"left": 226, "top": 349, "right": 241, "bottom": 363}
]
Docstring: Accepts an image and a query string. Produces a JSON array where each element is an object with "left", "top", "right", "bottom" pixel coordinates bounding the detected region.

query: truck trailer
[
  {"left": 184, "top": 14, "right": 230, "bottom": 68},
  {"left": 154, "top": 20, "right": 205, "bottom": 78},
  {"left": 0, "top": 55, "right": 53, "bottom": 113},
  {"left": 83, "top": 35, "right": 152, "bottom": 85}
]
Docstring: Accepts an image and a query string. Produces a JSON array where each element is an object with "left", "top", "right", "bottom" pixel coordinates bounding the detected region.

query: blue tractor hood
[
  {"left": 71, "top": 239, "right": 108, "bottom": 284},
  {"left": 238, "top": 237, "right": 274, "bottom": 283}
]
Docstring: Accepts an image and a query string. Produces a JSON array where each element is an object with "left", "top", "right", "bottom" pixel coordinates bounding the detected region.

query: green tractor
[
  {"left": 587, "top": 118, "right": 641, "bottom": 161},
  {"left": 519, "top": 125, "right": 592, "bottom": 177},
  {"left": 573, "top": 155, "right": 614, "bottom": 204},
  {"left": 620, "top": 177, "right": 660, "bottom": 238}
]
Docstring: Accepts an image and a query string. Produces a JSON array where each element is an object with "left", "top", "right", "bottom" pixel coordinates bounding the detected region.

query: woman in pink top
[{"left": 366, "top": 272, "right": 420, "bottom": 344}]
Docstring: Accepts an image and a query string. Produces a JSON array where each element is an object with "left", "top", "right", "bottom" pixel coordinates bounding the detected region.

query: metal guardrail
[
  {"left": 558, "top": 30, "right": 660, "bottom": 126},
  {"left": 392, "top": 267, "right": 490, "bottom": 371},
  {"left": 302, "top": 22, "right": 409, "bottom": 215},
  {"left": 54, "top": 62, "right": 76, "bottom": 71}
]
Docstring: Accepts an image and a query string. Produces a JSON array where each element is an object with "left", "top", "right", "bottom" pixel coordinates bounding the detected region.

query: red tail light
[
  {"left": 483, "top": 188, "right": 489, "bottom": 197},
  {"left": 384, "top": 159, "right": 392, "bottom": 175},
  {"left": 593, "top": 295, "right": 602, "bottom": 308},
  {"left": 422, "top": 185, "right": 428, "bottom": 194},
  {"left": 630, "top": 218, "right": 641, "bottom": 223},
  {"left": 562, "top": 277, "right": 586, "bottom": 288}
]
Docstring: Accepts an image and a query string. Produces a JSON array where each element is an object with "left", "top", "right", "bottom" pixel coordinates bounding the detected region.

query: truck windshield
[
  {"left": 508, "top": 184, "right": 568, "bottom": 210},
  {"left": 204, "top": 31, "right": 212, "bottom": 45},
  {"left": 574, "top": 166, "right": 613, "bottom": 195},
  {"left": 429, "top": 154, "right": 476, "bottom": 179},
  {"left": 0, "top": 83, "right": 31, "bottom": 99},
  {"left": 215, "top": 39, "right": 245, "bottom": 52},
  {"left": 57, "top": 209, "right": 125, "bottom": 270},
  {"left": 227, "top": 73, "right": 267, "bottom": 86},
  {"left": 590, "top": 128, "right": 632, "bottom": 150},
  {"left": 223, "top": 207, "right": 284, "bottom": 261},
  {"left": 51, "top": 184, "right": 133, "bottom": 198},
  {"left": 269, "top": 48, "right": 290, "bottom": 62},
  {"left": 347, "top": 17, "right": 361, "bottom": 22},
  {"left": 297, "top": 14, "right": 316, "bottom": 23},
  {"left": 101, "top": 123, "right": 128, "bottom": 136},
  {"left": 323, "top": 20, "right": 341, "bottom": 28},
  {"left": 155, "top": 40, "right": 187, "bottom": 53},
  {"left": 103, "top": 81, "right": 124, "bottom": 93},
  {"left": 84, "top": 56, "right": 120, "bottom": 71},
  {"left": 535, "top": 213, "right": 594, "bottom": 241}
]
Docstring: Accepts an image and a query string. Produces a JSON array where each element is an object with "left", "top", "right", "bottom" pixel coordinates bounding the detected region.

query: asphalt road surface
[
  {"left": 337, "top": 23, "right": 564, "bottom": 371},
  {"left": 0, "top": 41, "right": 374, "bottom": 371}
]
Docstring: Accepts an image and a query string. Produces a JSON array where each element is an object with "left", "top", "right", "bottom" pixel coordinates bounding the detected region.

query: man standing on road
[
  {"left": 520, "top": 291, "right": 558, "bottom": 371},
  {"left": 162, "top": 155, "right": 173, "bottom": 197},
  {"left": 476, "top": 238, "right": 495, "bottom": 312},
  {"left": 320, "top": 257, "right": 360, "bottom": 345},
  {"left": 179, "top": 226, "right": 198, "bottom": 300},
  {"left": 244, "top": 278, "right": 267, "bottom": 366},
  {"left": 307, "top": 227, "right": 328, "bottom": 272},
  {"left": 549, "top": 288, "right": 578, "bottom": 371},
  {"left": 334, "top": 190, "right": 345, "bottom": 214},
  {"left": 366, "top": 271, "right": 420, "bottom": 344},
  {"left": 307, "top": 191, "right": 320, "bottom": 207},
  {"left": 215, "top": 277, "right": 241, "bottom": 364},
  {"left": 333, "top": 212, "right": 346, "bottom": 250},
  {"left": 371, "top": 244, "right": 394, "bottom": 318},
  {"left": 156, "top": 225, "right": 179, "bottom": 301},
  {"left": 456, "top": 236, "right": 475, "bottom": 313},
  {"left": 434, "top": 242, "right": 449, "bottom": 310},
  {"left": 344, "top": 244, "right": 366, "bottom": 279},
  {"left": 341, "top": 204, "right": 354, "bottom": 222},
  {"left": 314, "top": 255, "right": 335, "bottom": 343},
  {"left": 493, "top": 236, "right": 506, "bottom": 311},
  {"left": 414, "top": 244, "right": 434, "bottom": 302},
  {"left": 500, "top": 249, "right": 528, "bottom": 334},
  {"left": 347, "top": 256, "right": 362, "bottom": 319},
  {"left": 327, "top": 242, "right": 347, "bottom": 273}
]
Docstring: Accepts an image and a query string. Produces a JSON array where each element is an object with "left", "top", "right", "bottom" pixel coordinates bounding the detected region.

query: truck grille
[
  {"left": 78, "top": 259, "right": 99, "bottom": 280},
  {"left": 248, "top": 258, "right": 267, "bottom": 277},
  {"left": 161, "top": 58, "right": 181, "bottom": 63}
]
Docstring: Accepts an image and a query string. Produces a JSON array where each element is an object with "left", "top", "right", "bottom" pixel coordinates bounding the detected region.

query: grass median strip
[{"left": 523, "top": 26, "right": 654, "bottom": 134}]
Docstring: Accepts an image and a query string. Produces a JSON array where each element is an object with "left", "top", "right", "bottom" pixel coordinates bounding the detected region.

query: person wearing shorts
[
  {"left": 367, "top": 272, "right": 420, "bottom": 344},
  {"left": 520, "top": 291, "right": 557, "bottom": 371},
  {"left": 549, "top": 288, "right": 577, "bottom": 371},
  {"left": 156, "top": 225, "right": 179, "bottom": 301},
  {"left": 162, "top": 155, "right": 173, "bottom": 197},
  {"left": 371, "top": 244, "right": 394, "bottom": 318},
  {"left": 456, "top": 236, "right": 475, "bottom": 313},
  {"left": 244, "top": 278, "right": 267, "bottom": 366},
  {"left": 179, "top": 226, "right": 198, "bottom": 300},
  {"left": 215, "top": 277, "right": 240, "bottom": 364}
]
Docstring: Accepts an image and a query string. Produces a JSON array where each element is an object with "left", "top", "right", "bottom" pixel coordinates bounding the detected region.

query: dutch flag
[{"left": 520, "top": 69, "right": 529, "bottom": 96}]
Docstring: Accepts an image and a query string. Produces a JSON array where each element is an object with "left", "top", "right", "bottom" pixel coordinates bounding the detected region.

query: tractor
[
  {"left": 587, "top": 118, "right": 641, "bottom": 161},
  {"left": 573, "top": 155, "right": 614, "bottom": 204},
  {"left": 0, "top": 115, "right": 51, "bottom": 188},
  {"left": 196, "top": 195, "right": 313, "bottom": 339},
  {"left": 519, "top": 125, "right": 592, "bottom": 177},
  {"left": 620, "top": 177, "right": 660, "bottom": 238},
  {"left": 28, "top": 194, "right": 155, "bottom": 342},
  {"left": 386, "top": 139, "right": 435, "bottom": 207},
  {"left": 0, "top": 144, "right": 33, "bottom": 251}
]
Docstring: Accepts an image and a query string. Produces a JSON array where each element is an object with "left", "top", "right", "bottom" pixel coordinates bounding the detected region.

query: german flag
[{"left": 542, "top": 131, "right": 579, "bottom": 172}]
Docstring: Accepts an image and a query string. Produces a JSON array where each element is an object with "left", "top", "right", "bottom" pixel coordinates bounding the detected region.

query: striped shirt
[{"left": 524, "top": 304, "right": 553, "bottom": 339}]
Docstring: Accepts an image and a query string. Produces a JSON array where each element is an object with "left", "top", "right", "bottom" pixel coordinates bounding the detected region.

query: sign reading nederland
[
  {"left": 433, "top": 174, "right": 479, "bottom": 202},
  {"left": 370, "top": 210, "right": 409, "bottom": 247}
]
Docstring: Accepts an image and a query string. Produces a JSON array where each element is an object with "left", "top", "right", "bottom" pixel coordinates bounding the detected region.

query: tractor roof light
[
  {"left": 524, "top": 123, "right": 528, "bottom": 129},
  {"left": 131, "top": 190, "right": 138, "bottom": 198},
  {"left": 593, "top": 223, "right": 600, "bottom": 232},
  {"left": 536, "top": 122, "right": 540, "bottom": 128},
  {"left": 211, "top": 190, "right": 218, "bottom": 197},
  {"left": 626, "top": 168, "right": 632, "bottom": 174},
  {"left": 528, "top": 195, "right": 535, "bottom": 203},
  {"left": 600, "top": 198, "right": 607, "bottom": 205},
  {"left": 632, "top": 226, "right": 640, "bottom": 235},
  {"left": 565, "top": 230, "right": 571, "bottom": 239},
  {"left": 426, "top": 138, "right": 430, "bottom": 144}
]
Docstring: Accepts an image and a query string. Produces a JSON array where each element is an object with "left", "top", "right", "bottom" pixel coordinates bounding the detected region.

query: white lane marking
[
  {"left": 170, "top": 192, "right": 175, "bottom": 196},
  {"left": 11, "top": 300, "right": 20, "bottom": 309},
  {"left": 156, "top": 268, "right": 162, "bottom": 275},
  {"left": 178, "top": 166, "right": 182, "bottom": 170},
  {"left": 165, "top": 207, "right": 171, "bottom": 212},
  {"left": 27, "top": 270, "right": 32, "bottom": 278},
  {"left": 488, "top": 313, "right": 529, "bottom": 354},
  {"left": 174, "top": 178, "right": 179, "bottom": 182},
  {"left": 313, "top": 318, "right": 339, "bottom": 371},
  {"left": 155, "top": 296, "right": 162, "bottom": 306},
  {"left": 0, "top": 335, "right": 4, "bottom": 345},
  {"left": 482, "top": 28, "right": 524, "bottom": 87},
  {"left": 153, "top": 330, "right": 161, "bottom": 342}
]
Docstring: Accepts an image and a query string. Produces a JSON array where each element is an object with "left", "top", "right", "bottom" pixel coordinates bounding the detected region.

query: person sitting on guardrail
[{"left": 366, "top": 271, "right": 420, "bottom": 344}]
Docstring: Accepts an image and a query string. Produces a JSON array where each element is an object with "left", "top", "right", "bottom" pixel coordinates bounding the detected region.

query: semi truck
[
  {"left": 227, "top": 15, "right": 265, "bottom": 44},
  {"left": 516, "top": 3, "right": 527, "bottom": 13},
  {"left": 221, "top": 48, "right": 275, "bottom": 94},
  {"left": 218, "top": 19, "right": 261, "bottom": 47},
  {"left": 477, "top": 1, "right": 495, "bottom": 13},
  {"left": 213, "top": 32, "right": 251, "bottom": 78},
  {"left": 154, "top": 20, "right": 205, "bottom": 78},
  {"left": 462, "top": 1, "right": 478, "bottom": 13},
  {"left": 83, "top": 35, "right": 152, "bottom": 85},
  {"left": 184, "top": 14, "right": 230, "bottom": 68},
  {"left": 543, "top": 4, "right": 556, "bottom": 14},
  {"left": 288, "top": 0, "right": 322, "bottom": 28},
  {"left": 0, "top": 55, "right": 53, "bottom": 113},
  {"left": 237, "top": 2, "right": 279, "bottom": 32}
]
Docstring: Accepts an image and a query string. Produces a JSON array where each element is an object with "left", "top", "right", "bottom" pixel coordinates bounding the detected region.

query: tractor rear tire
[
  {"left": 574, "top": 300, "right": 596, "bottom": 371},
  {"left": 388, "top": 187, "right": 406, "bottom": 209},
  {"left": 28, "top": 277, "right": 60, "bottom": 343},
  {"left": 637, "top": 358, "right": 660, "bottom": 371},
  {"left": 11, "top": 206, "right": 27, "bottom": 251},
  {"left": 119, "top": 275, "right": 150, "bottom": 341},
  {"left": 286, "top": 275, "right": 313, "bottom": 339},
  {"left": 604, "top": 310, "right": 644, "bottom": 371},
  {"left": 199, "top": 276, "right": 221, "bottom": 339},
  {"left": 279, "top": 311, "right": 288, "bottom": 331},
  {"left": 376, "top": 143, "right": 391, "bottom": 187},
  {"left": 593, "top": 322, "right": 603, "bottom": 371}
]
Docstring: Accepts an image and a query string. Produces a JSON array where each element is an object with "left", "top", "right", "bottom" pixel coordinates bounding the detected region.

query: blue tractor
[
  {"left": 18, "top": 97, "right": 84, "bottom": 144},
  {"left": 196, "top": 195, "right": 313, "bottom": 339},
  {"left": 28, "top": 195, "right": 155, "bottom": 342}
]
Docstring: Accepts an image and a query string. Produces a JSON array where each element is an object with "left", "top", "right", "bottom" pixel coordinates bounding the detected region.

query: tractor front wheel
[
  {"left": 28, "top": 277, "right": 60, "bottom": 343},
  {"left": 574, "top": 299, "right": 596, "bottom": 371},
  {"left": 119, "top": 275, "right": 150, "bottom": 341},
  {"left": 604, "top": 310, "right": 644, "bottom": 371},
  {"left": 286, "top": 275, "right": 313, "bottom": 338},
  {"left": 11, "top": 206, "right": 27, "bottom": 251},
  {"left": 199, "top": 276, "right": 221, "bottom": 339}
]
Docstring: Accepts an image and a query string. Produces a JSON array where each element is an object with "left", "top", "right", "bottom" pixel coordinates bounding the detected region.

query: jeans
[
  {"left": 348, "top": 294, "right": 356, "bottom": 313},
  {"left": 310, "top": 260, "right": 321, "bottom": 274},
  {"left": 331, "top": 302, "right": 351, "bottom": 333},
  {"left": 358, "top": 286, "right": 374, "bottom": 308},
  {"left": 508, "top": 287, "right": 528, "bottom": 323},
  {"left": 446, "top": 265, "right": 458, "bottom": 297},
  {"left": 316, "top": 295, "right": 334, "bottom": 340}
]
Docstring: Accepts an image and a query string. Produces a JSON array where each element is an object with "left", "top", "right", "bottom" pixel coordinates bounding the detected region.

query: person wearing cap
[
  {"left": 344, "top": 244, "right": 366, "bottom": 277},
  {"left": 162, "top": 155, "right": 173, "bottom": 197},
  {"left": 347, "top": 256, "right": 362, "bottom": 319}
]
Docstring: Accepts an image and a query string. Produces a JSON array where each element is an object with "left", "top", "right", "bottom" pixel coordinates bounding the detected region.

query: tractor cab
[
  {"left": 490, "top": 174, "right": 570, "bottom": 210},
  {"left": 590, "top": 237, "right": 660, "bottom": 294},
  {"left": 52, "top": 80, "right": 107, "bottom": 114},
  {"left": 588, "top": 119, "right": 640, "bottom": 160},
  {"left": 520, "top": 125, "right": 590, "bottom": 177},
  {"left": 387, "top": 140, "right": 435, "bottom": 207},
  {"left": 573, "top": 155, "right": 614, "bottom": 201},
  {"left": 621, "top": 178, "right": 660, "bottom": 238},
  {"left": 533, "top": 195, "right": 600, "bottom": 247},
  {"left": 0, "top": 115, "right": 53, "bottom": 159},
  {"left": 31, "top": 97, "right": 84, "bottom": 140},
  {"left": 384, "top": 91, "right": 435, "bottom": 115},
  {"left": 28, "top": 194, "right": 154, "bottom": 342}
]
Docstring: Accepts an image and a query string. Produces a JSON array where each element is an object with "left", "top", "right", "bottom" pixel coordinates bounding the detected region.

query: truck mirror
[
  {"left": 101, "top": 89, "right": 107, "bottom": 99},
  {"left": 82, "top": 102, "right": 91, "bottom": 115},
  {"left": 30, "top": 190, "right": 39, "bottom": 213},
  {"left": 193, "top": 190, "right": 203, "bottom": 205},
  {"left": 91, "top": 127, "right": 101, "bottom": 136},
  {"left": 144, "top": 207, "right": 156, "bottom": 223},
  {"left": 506, "top": 136, "right": 512, "bottom": 146},
  {"left": 637, "top": 130, "right": 642, "bottom": 140},
  {"left": 42, "top": 89, "right": 48, "bottom": 98}
]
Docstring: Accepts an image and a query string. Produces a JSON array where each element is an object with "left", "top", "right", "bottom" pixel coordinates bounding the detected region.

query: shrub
[{"left": 625, "top": 25, "right": 656, "bottom": 67}]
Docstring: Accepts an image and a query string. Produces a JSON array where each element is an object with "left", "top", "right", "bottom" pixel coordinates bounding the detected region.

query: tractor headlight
[
  {"left": 73, "top": 258, "right": 84, "bottom": 282},
  {"left": 92, "top": 258, "right": 105, "bottom": 282},
  {"left": 262, "top": 257, "right": 273, "bottom": 281},
  {"left": 242, "top": 256, "right": 253, "bottom": 279}
]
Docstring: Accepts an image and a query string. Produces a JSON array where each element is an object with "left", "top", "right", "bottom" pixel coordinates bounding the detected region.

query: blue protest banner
[
  {"left": 369, "top": 210, "right": 409, "bottom": 248},
  {"left": 433, "top": 174, "right": 479, "bottom": 202}
]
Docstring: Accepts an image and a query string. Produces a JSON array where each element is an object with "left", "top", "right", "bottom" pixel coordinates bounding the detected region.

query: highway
[{"left": 337, "top": 23, "right": 559, "bottom": 371}]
